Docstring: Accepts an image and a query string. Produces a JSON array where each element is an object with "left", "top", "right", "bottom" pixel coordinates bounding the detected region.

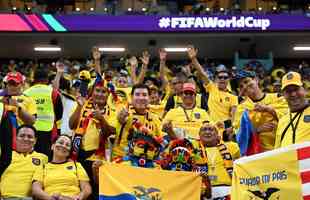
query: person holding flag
[{"left": 233, "top": 70, "right": 288, "bottom": 155}]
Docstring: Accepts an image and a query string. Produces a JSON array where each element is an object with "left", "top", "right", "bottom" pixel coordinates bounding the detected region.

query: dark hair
[
  {"left": 17, "top": 124, "right": 37, "bottom": 138},
  {"left": 131, "top": 83, "right": 150, "bottom": 95},
  {"left": 33, "top": 67, "right": 49, "bottom": 82}
]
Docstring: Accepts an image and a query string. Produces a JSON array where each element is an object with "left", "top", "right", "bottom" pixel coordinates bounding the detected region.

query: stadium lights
[
  {"left": 27, "top": 7, "right": 31, "bottom": 11},
  {"left": 164, "top": 48, "right": 188, "bottom": 52},
  {"left": 90, "top": 7, "right": 94, "bottom": 11},
  {"left": 76, "top": 7, "right": 80, "bottom": 12},
  {"left": 104, "top": 7, "right": 108, "bottom": 12},
  {"left": 293, "top": 46, "right": 310, "bottom": 51},
  {"left": 258, "top": 7, "right": 262, "bottom": 11},
  {"left": 128, "top": 8, "right": 132, "bottom": 12},
  {"left": 12, "top": 7, "right": 17, "bottom": 11},
  {"left": 205, "top": 7, "right": 210, "bottom": 12},
  {"left": 98, "top": 47, "right": 126, "bottom": 52},
  {"left": 142, "top": 7, "right": 147, "bottom": 12},
  {"left": 220, "top": 7, "right": 224, "bottom": 12},
  {"left": 272, "top": 6, "right": 277, "bottom": 10},
  {"left": 34, "top": 46, "right": 62, "bottom": 52}
]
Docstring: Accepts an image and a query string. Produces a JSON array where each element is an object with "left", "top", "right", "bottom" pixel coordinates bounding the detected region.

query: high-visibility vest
[
  {"left": 0, "top": 102, "right": 3, "bottom": 122},
  {"left": 24, "top": 84, "right": 54, "bottom": 132}
]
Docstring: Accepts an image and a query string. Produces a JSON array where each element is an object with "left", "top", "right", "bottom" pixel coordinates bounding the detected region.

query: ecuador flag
[
  {"left": 231, "top": 142, "right": 310, "bottom": 200},
  {"left": 99, "top": 163, "right": 202, "bottom": 200}
]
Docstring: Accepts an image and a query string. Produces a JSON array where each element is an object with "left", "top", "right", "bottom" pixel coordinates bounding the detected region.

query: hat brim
[{"left": 281, "top": 82, "right": 303, "bottom": 90}]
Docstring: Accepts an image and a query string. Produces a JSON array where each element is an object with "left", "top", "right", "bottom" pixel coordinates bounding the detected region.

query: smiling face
[
  {"left": 283, "top": 85, "right": 307, "bottom": 112},
  {"left": 132, "top": 88, "right": 150, "bottom": 111},
  {"left": 215, "top": 72, "right": 229, "bottom": 91},
  {"left": 52, "top": 136, "right": 72, "bottom": 159},
  {"left": 239, "top": 77, "right": 260, "bottom": 98},
  {"left": 199, "top": 124, "right": 220, "bottom": 147},
  {"left": 92, "top": 84, "right": 109, "bottom": 107},
  {"left": 16, "top": 127, "right": 36, "bottom": 153}
]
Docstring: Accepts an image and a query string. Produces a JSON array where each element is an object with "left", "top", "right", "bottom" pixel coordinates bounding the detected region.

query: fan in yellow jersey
[
  {"left": 233, "top": 70, "right": 288, "bottom": 151},
  {"left": 187, "top": 46, "right": 238, "bottom": 125},
  {"left": 1, "top": 72, "right": 37, "bottom": 126},
  {"left": 275, "top": 72, "right": 310, "bottom": 148},
  {"left": 192, "top": 123, "right": 240, "bottom": 199},
  {"left": 162, "top": 83, "right": 211, "bottom": 140},
  {"left": 148, "top": 84, "right": 166, "bottom": 118},
  {"left": 32, "top": 135, "right": 91, "bottom": 200},
  {"left": 0, "top": 125, "right": 47, "bottom": 199},
  {"left": 112, "top": 84, "right": 165, "bottom": 160}
]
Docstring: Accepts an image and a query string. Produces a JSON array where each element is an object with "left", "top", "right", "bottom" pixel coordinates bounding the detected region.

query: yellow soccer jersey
[
  {"left": 1, "top": 94, "right": 37, "bottom": 125},
  {"left": 192, "top": 141, "right": 240, "bottom": 186},
  {"left": 204, "top": 82, "right": 238, "bottom": 124},
  {"left": 233, "top": 93, "right": 288, "bottom": 151},
  {"left": 112, "top": 107, "right": 163, "bottom": 159},
  {"left": 32, "top": 161, "right": 89, "bottom": 197},
  {"left": 163, "top": 106, "right": 211, "bottom": 139},
  {"left": 0, "top": 151, "right": 47, "bottom": 198},
  {"left": 73, "top": 100, "right": 116, "bottom": 152},
  {"left": 149, "top": 102, "right": 166, "bottom": 119},
  {"left": 275, "top": 106, "right": 310, "bottom": 148}
]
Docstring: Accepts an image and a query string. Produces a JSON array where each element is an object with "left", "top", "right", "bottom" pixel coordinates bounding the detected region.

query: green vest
[{"left": 24, "top": 84, "right": 54, "bottom": 131}]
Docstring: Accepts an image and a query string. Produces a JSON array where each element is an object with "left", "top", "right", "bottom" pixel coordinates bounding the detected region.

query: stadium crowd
[{"left": 0, "top": 46, "right": 309, "bottom": 200}]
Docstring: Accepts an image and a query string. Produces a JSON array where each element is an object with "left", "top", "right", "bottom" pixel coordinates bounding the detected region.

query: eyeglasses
[{"left": 217, "top": 76, "right": 229, "bottom": 80}]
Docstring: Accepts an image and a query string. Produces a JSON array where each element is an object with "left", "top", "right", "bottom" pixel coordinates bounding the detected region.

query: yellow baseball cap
[
  {"left": 281, "top": 71, "right": 303, "bottom": 90},
  {"left": 79, "top": 70, "right": 91, "bottom": 81}
]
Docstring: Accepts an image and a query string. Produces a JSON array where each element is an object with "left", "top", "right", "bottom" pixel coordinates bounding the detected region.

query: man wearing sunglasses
[
  {"left": 233, "top": 70, "right": 288, "bottom": 152},
  {"left": 162, "top": 83, "right": 210, "bottom": 140},
  {"left": 187, "top": 46, "right": 238, "bottom": 131}
]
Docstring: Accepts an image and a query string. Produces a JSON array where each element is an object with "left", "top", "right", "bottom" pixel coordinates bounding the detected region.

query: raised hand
[
  {"left": 128, "top": 56, "right": 138, "bottom": 67},
  {"left": 140, "top": 50, "right": 150, "bottom": 66},
  {"left": 159, "top": 48, "right": 167, "bottom": 61},
  {"left": 187, "top": 45, "right": 198, "bottom": 60},
  {"left": 92, "top": 46, "right": 101, "bottom": 61}
]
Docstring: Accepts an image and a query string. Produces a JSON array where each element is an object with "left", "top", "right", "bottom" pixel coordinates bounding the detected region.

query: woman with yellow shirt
[{"left": 32, "top": 135, "right": 92, "bottom": 200}]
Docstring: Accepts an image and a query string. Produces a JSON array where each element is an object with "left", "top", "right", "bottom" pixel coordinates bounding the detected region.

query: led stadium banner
[{"left": 1, "top": 14, "right": 310, "bottom": 32}]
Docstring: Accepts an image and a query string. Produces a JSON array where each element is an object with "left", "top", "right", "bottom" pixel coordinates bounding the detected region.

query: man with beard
[
  {"left": 112, "top": 84, "right": 164, "bottom": 160},
  {"left": 275, "top": 72, "right": 310, "bottom": 148}
]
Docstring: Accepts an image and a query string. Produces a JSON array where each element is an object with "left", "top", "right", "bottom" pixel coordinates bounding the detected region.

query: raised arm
[
  {"left": 52, "top": 61, "right": 65, "bottom": 90},
  {"left": 92, "top": 47, "right": 102, "bottom": 75},
  {"left": 159, "top": 49, "right": 168, "bottom": 90},
  {"left": 187, "top": 46, "right": 210, "bottom": 85},
  {"left": 136, "top": 50, "right": 150, "bottom": 84}
]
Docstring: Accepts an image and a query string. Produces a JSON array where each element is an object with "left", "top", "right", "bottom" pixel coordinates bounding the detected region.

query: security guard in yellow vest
[{"left": 24, "top": 67, "right": 63, "bottom": 157}]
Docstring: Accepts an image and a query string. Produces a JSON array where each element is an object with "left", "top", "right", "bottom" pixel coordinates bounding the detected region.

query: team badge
[
  {"left": 287, "top": 73, "right": 293, "bottom": 80},
  {"left": 32, "top": 158, "right": 41, "bottom": 166},
  {"left": 67, "top": 166, "right": 74, "bottom": 170},
  {"left": 194, "top": 112, "right": 201, "bottom": 119},
  {"left": 304, "top": 115, "right": 310, "bottom": 123}
]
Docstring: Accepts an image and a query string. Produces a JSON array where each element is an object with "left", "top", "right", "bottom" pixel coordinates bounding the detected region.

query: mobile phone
[
  {"left": 224, "top": 120, "right": 232, "bottom": 129},
  {"left": 79, "top": 80, "right": 89, "bottom": 97}
]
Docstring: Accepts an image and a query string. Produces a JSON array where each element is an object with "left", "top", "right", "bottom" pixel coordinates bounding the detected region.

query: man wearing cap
[
  {"left": 233, "top": 70, "right": 288, "bottom": 152},
  {"left": 187, "top": 46, "right": 238, "bottom": 126},
  {"left": 274, "top": 71, "right": 310, "bottom": 148},
  {"left": 162, "top": 82, "right": 211, "bottom": 139},
  {"left": 1, "top": 72, "right": 37, "bottom": 126},
  {"left": 24, "top": 67, "right": 63, "bottom": 157}
]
